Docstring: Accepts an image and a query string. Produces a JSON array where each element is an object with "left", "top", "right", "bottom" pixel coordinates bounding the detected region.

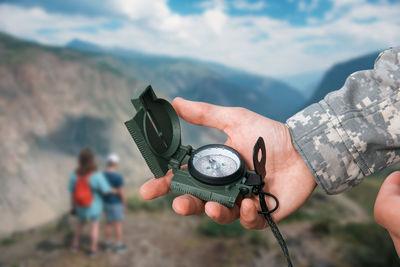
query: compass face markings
[{"left": 192, "top": 147, "right": 241, "bottom": 178}]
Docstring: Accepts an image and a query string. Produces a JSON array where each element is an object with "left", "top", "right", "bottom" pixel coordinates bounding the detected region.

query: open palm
[{"left": 140, "top": 97, "right": 316, "bottom": 229}]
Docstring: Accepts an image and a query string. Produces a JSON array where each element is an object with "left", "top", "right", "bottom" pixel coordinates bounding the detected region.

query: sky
[{"left": 0, "top": 0, "right": 399, "bottom": 79}]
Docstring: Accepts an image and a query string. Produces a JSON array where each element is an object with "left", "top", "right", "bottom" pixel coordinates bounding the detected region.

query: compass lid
[{"left": 125, "top": 85, "right": 181, "bottom": 177}]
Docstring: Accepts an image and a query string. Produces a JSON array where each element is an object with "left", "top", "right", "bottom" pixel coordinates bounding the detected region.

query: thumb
[
  {"left": 172, "top": 97, "right": 237, "bottom": 133},
  {"left": 374, "top": 171, "right": 400, "bottom": 230}
]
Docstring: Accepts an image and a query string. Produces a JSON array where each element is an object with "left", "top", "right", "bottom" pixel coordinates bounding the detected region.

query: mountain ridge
[{"left": 66, "top": 38, "right": 306, "bottom": 121}]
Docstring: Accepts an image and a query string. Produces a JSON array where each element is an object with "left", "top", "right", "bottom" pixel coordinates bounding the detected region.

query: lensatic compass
[
  {"left": 124, "top": 85, "right": 262, "bottom": 207},
  {"left": 125, "top": 85, "right": 292, "bottom": 266}
]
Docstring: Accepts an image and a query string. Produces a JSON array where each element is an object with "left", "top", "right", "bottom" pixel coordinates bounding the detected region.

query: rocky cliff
[{"left": 0, "top": 33, "right": 148, "bottom": 236}]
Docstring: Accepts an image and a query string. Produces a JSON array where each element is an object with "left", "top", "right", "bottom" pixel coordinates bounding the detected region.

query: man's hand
[
  {"left": 374, "top": 171, "right": 400, "bottom": 254},
  {"left": 140, "top": 98, "right": 316, "bottom": 229}
]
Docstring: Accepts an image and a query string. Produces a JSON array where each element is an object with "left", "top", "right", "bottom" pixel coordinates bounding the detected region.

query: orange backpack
[{"left": 73, "top": 172, "right": 93, "bottom": 207}]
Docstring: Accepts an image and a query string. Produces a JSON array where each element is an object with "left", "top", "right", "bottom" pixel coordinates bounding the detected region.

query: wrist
[{"left": 284, "top": 124, "right": 316, "bottom": 188}]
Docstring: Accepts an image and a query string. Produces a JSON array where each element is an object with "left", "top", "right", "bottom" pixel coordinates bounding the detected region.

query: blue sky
[
  {"left": 0, "top": 0, "right": 399, "bottom": 80},
  {"left": 169, "top": 0, "right": 334, "bottom": 25}
]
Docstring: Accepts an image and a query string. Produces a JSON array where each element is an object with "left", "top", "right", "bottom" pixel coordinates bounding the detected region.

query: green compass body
[{"left": 125, "top": 85, "right": 254, "bottom": 208}]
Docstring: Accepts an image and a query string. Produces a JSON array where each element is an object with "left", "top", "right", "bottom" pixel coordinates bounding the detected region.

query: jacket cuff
[{"left": 286, "top": 100, "right": 367, "bottom": 194}]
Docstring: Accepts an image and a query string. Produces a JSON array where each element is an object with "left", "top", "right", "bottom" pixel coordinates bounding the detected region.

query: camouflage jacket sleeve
[{"left": 286, "top": 47, "right": 400, "bottom": 194}]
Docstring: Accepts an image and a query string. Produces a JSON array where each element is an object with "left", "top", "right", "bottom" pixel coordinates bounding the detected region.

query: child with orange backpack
[{"left": 69, "top": 148, "right": 115, "bottom": 257}]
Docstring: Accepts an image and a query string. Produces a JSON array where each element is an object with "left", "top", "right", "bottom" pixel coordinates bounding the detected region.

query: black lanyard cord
[
  {"left": 250, "top": 137, "right": 294, "bottom": 266},
  {"left": 257, "top": 190, "right": 293, "bottom": 267}
]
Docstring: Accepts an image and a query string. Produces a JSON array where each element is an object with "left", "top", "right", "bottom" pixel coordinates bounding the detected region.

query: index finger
[
  {"left": 140, "top": 170, "right": 174, "bottom": 200},
  {"left": 172, "top": 97, "right": 236, "bottom": 133}
]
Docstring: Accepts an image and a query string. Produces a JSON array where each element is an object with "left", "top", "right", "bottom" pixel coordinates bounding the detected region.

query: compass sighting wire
[{"left": 146, "top": 111, "right": 168, "bottom": 149}]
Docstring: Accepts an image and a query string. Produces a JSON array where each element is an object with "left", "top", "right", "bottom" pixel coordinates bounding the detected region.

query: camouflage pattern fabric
[{"left": 286, "top": 47, "right": 400, "bottom": 194}]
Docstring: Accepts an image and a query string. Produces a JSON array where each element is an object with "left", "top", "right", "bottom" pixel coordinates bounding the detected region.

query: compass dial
[{"left": 188, "top": 145, "right": 244, "bottom": 185}]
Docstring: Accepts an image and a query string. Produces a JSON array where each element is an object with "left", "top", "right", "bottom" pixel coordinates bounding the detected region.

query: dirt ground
[
  {"left": 0, "top": 191, "right": 377, "bottom": 267},
  {"left": 0, "top": 210, "right": 340, "bottom": 267}
]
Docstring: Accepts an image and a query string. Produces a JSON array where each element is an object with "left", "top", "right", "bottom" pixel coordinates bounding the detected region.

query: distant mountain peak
[
  {"left": 306, "top": 51, "right": 379, "bottom": 106},
  {"left": 65, "top": 38, "right": 102, "bottom": 52}
]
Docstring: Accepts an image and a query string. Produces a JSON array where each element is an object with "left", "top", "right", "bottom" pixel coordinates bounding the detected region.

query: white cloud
[
  {"left": 232, "top": 0, "right": 266, "bottom": 11},
  {"left": 196, "top": 0, "right": 227, "bottom": 11},
  {"left": 298, "top": 1, "right": 306, "bottom": 11},
  {"left": 0, "top": 0, "right": 399, "bottom": 78},
  {"left": 0, "top": 4, "right": 107, "bottom": 44},
  {"left": 298, "top": 0, "right": 319, "bottom": 12},
  {"left": 112, "top": 0, "right": 171, "bottom": 20}
]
